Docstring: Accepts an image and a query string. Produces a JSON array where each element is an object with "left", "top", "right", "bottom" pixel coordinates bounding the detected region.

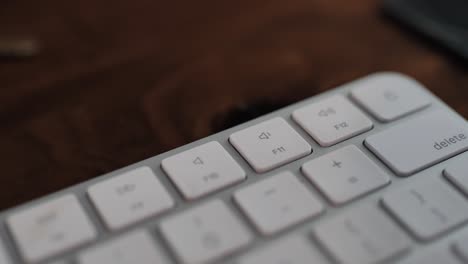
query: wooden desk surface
[{"left": 0, "top": 0, "right": 467, "bottom": 210}]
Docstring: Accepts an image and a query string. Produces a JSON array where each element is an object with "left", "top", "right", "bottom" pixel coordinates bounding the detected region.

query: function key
[
  {"left": 350, "top": 73, "right": 431, "bottom": 122},
  {"left": 88, "top": 167, "right": 174, "bottom": 230},
  {"left": 162, "top": 141, "right": 245, "bottom": 200},
  {"left": 292, "top": 95, "right": 372, "bottom": 147},
  {"left": 7, "top": 194, "right": 96, "bottom": 263},
  {"left": 229, "top": 117, "right": 311, "bottom": 173}
]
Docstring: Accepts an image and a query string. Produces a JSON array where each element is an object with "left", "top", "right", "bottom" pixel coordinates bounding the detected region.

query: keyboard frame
[{"left": 1, "top": 72, "right": 467, "bottom": 264}]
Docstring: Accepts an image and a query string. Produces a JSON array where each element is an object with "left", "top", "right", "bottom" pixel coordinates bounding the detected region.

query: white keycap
[
  {"left": 314, "top": 205, "right": 410, "bottom": 264},
  {"left": 238, "top": 236, "right": 328, "bottom": 264},
  {"left": 350, "top": 73, "right": 431, "bottom": 122},
  {"left": 229, "top": 118, "right": 311, "bottom": 173},
  {"left": 397, "top": 250, "right": 462, "bottom": 264},
  {"left": 365, "top": 110, "right": 468, "bottom": 176},
  {"left": 382, "top": 177, "right": 468, "bottom": 241},
  {"left": 162, "top": 141, "right": 245, "bottom": 200},
  {"left": 159, "top": 200, "right": 252, "bottom": 264},
  {"left": 78, "top": 230, "right": 169, "bottom": 264},
  {"left": 292, "top": 95, "right": 373, "bottom": 147},
  {"left": 444, "top": 155, "right": 468, "bottom": 196},
  {"left": 88, "top": 167, "right": 174, "bottom": 230},
  {"left": 454, "top": 234, "right": 468, "bottom": 262},
  {"left": 0, "top": 239, "right": 12, "bottom": 264},
  {"left": 7, "top": 195, "right": 96, "bottom": 263},
  {"left": 302, "top": 145, "right": 389, "bottom": 205},
  {"left": 234, "top": 172, "right": 323, "bottom": 235}
]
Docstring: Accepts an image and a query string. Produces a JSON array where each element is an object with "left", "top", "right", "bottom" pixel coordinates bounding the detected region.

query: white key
[
  {"left": 159, "top": 200, "right": 252, "bottom": 264},
  {"left": 7, "top": 195, "right": 96, "bottom": 263},
  {"left": 238, "top": 236, "right": 328, "bottom": 264},
  {"left": 162, "top": 141, "right": 245, "bottom": 200},
  {"left": 397, "top": 250, "right": 462, "bottom": 264},
  {"left": 78, "top": 230, "right": 169, "bottom": 264},
  {"left": 382, "top": 177, "right": 468, "bottom": 241},
  {"left": 292, "top": 95, "right": 373, "bottom": 147},
  {"left": 229, "top": 118, "right": 311, "bottom": 173},
  {"left": 444, "top": 155, "right": 468, "bottom": 196},
  {"left": 454, "top": 234, "right": 468, "bottom": 262},
  {"left": 365, "top": 110, "right": 468, "bottom": 176},
  {"left": 0, "top": 239, "right": 12, "bottom": 264},
  {"left": 350, "top": 73, "right": 431, "bottom": 122},
  {"left": 302, "top": 145, "right": 390, "bottom": 205},
  {"left": 314, "top": 205, "right": 410, "bottom": 264},
  {"left": 234, "top": 172, "right": 323, "bottom": 235},
  {"left": 88, "top": 167, "right": 174, "bottom": 230}
]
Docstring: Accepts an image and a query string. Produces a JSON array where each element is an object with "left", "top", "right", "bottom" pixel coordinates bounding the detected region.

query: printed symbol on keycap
[
  {"left": 193, "top": 157, "right": 204, "bottom": 165},
  {"left": 318, "top": 107, "right": 336, "bottom": 117},
  {"left": 272, "top": 146, "right": 286, "bottom": 155},
  {"left": 264, "top": 188, "right": 277, "bottom": 196},
  {"left": 116, "top": 184, "right": 136, "bottom": 196},
  {"left": 332, "top": 160, "right": 342, "bottom": 168},
  {"left": 281, "top": 205, "right": 291, "bottom": 213},
  {"left": 201, "top": 232, "right": 221, "bottom": 250},
  {"left": 333, "top": 122, "right": 349, "bottom": 130},
  {"left": 259, "top": 132, "right": 272, "bottom": 140},
  {"left": 383, "top": 90, "right": 399, "bottom": 102},
  {"left": 348, "top": 176, "right": 358, "bottom": 184},
  {"left": 130, "top": 201, "right": 145, "bottom": 211},
  {"left": 36, "top": 211, "right": 58, "bottom": 226},
  {"left": 202, "top": 172, "right": 220, "bottom": 182}
]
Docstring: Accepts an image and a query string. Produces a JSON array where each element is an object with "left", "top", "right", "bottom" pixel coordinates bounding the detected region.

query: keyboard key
[
  {"left": 454, "top": 234, "right": 468, "bottom": 262},
  {"left": 382, "top": 177, "right": 468, "bottom": 241},
  {"left": 234, "top": 172, "right": 323, "bottom": 235},
  {"left": 0, "top": 239, "right": 12, "bottom": 264},
  {"left": 365, "top": 110, "right": 468, "bottom": 176},
  {"left": 160, "top": 200, "right": 252, "bottom": 264},
  {"left": 88, "top": 167, "right": 174, "bottom": 230},
  {"left": 350, "top": 73, "right": 431, "bottom": 122},
  {"left": 237, "top": 236, "right": 328, "bottom": 264},
  {"left": 313, "top": 205, "right": 410, "bottom": 264},
  {"left": 78, "top": 230, "right": 169, "bottom": 264},
  {"left": 302, "top": 145, "right": 389, "bottom": 205},
  {"left": 292, "top": 95, "right": 373, "bottom": 147},
  {"left": 229, "top": 118, "right": 311, "bottom": 173},
  {"left": 397, "top": 250, "right": 462, "bottom": 264},
  {"left": 162, "top": 141, "right": 245, "bottom": 200},
  {"left": 7, "top": 195, "right": 96, "bottom": 263},
  {"left": 444, "top": 155, "right": 468, "bottom": 196}
]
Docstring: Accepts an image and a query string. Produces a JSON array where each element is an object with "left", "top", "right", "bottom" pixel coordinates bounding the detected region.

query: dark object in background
[
  {"left": 212, "top": 100, "right": 293, "bottom": 133},
  {"left": 383, "top": 0, "right": 468, "bottom": 63},
  {"left": 0, "top": 38, "right": 40, "bottom": 59}
]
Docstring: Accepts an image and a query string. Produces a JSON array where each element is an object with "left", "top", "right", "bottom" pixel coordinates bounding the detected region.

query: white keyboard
[{"left": 1, "top": 72, "right": 468, "bottom": 264}]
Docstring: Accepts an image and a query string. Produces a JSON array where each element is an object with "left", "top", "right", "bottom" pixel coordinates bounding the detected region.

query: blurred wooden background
[{"left": 0, "top": 0, "right": 467, "bottom": 210}]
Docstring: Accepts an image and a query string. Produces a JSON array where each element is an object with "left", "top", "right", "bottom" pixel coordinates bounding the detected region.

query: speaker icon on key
[{"left": 258, "top": 132, "right": 272, "bottom": 140}]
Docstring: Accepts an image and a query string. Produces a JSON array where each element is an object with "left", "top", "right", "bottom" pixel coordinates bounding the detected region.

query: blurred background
[{"left": 0, "top": 0, "right": 467, "bottom": 210}]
